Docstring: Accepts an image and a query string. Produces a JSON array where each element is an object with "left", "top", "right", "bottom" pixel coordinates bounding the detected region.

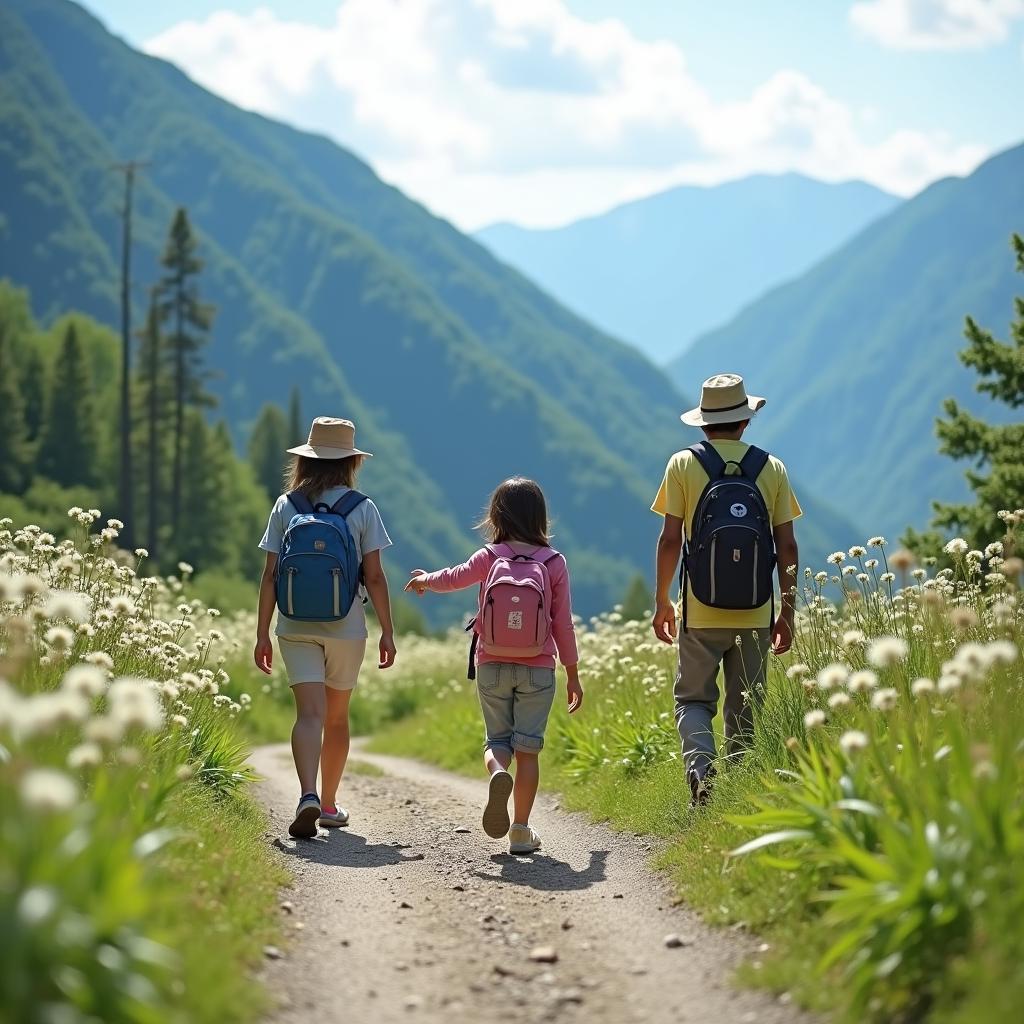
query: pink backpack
[{"left": 468, "top": 544, "right": 558, "bottom": 671}]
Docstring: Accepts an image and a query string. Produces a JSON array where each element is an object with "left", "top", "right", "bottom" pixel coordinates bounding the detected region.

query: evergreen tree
[
  {"left": 929, "top": 234, "right": 1024, "bottom": 548},
  {"left": 159, "top": 208, "right": 215, "bottom": 551},
  {"left": 20, "top": 346, "right": 46, "bottom": 442},
  {"left": 248, "top": 403, "right": 289, "bottom": 498},
  {"left": 37, "top": 324, "right": 100, "bottom": 488},
  {"left": 288, "top": 385, "right": 303, "bottom": 446},
  {"left": 178, "top": 415, "right": 235, "bottom": 571},
  {"left": 0, "top": 324, "right": 31, "bottom": 493},
  {"left": 619, "top": 572, "right": 653, "bottom": 622},
  {"left": 137, "top": 290, "right": 167, "bottom": 556}
]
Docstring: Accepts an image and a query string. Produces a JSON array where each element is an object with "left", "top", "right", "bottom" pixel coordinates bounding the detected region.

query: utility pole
[{"left": 113, "top": 160, "right": 148, "bottom": 548}]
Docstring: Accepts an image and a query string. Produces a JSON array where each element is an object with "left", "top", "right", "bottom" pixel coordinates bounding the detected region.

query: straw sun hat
[
  {"left": 681, "top": 373, "right": 766, "bottom": 428},
  {"left": 286, "top": 417, "right": 373, "bottom": 459}
]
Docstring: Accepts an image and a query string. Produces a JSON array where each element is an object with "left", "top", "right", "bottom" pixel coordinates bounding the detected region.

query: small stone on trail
[
  {"left": 452, "top": 884, "right": 465, "bottom": 891},
  {"left": 454, "top": 826, "right": 471, "bottom": 834},
  {"left": 613, "top": 893, "right": 624, "bottom": 899},
  {"left": 263, "top": 945, "right": 283, "bottom": 960},
  {"left": 279, "top": 900, "right": 293, "bottom": 914},
  {"left": 407, "top": 852, "right": 426, "bottom": 860},
  {"left": 399, "top": 901, "right": 413, "bottom": 909},
  {"left": 560, "top": 919, "right": 573, "bottom": 930},
  {"left": 663, "top": 934, "right": 694, "bottom": 948},
  {"left": 529, "top": 946, "right": 559, "bottom": 963}
]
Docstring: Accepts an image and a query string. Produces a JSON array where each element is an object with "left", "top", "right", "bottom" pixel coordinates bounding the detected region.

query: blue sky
[{"left": 81, "top": 0, "right": 1024, "bottom": 229}]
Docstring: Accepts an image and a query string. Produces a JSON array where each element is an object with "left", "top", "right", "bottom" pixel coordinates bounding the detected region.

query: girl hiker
[
  {"left": 254, "top": 417, "right": 396, "bottom": 839},
  {"left": 406, "top": 477, "right": 583, "bottom": 854}
]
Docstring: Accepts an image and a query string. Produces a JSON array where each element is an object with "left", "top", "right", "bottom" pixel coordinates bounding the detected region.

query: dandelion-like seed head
[
  {"left": 867, "top": 636, "right": 909, "bottom": 668},
  {"left": 827, "top": 552, "right": 845, "bottom": 566},
  {"left": 828, "top": 692, "right": 852, "bottom": 710},
  {"left": 911, "top": 677, "right": 936, "bottom": 697},
  {"left": 839, "top": 730, "right": 869, "bottom": 756},
  {"left": 944, "top": 538, "right": 969, "bottom": 557},
  {"left": 868, "top": 537, "right": 886, "bottom": 548},
  {"left": 20, "top": 768, "right": 78, "bottom": 813},
  {"left": 785, "top": 663, "right": 810, "bottom": 681},
  {"left": 870, "top": 688, "right": 899, "bottom": 712},
  {"left": 816, "top": 663, "right": 850, "bottom": 691},
  {"left": 848, "top": 546, "right": 866, "bottom": 559},
  {"left": 803, "top": 709, "right": 826, "bottom": 731},
  {"left": 848, "top": 669, "right": 879, "bottom": 693}
]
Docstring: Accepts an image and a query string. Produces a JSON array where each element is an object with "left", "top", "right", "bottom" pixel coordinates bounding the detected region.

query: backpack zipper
[{"left": 710, "top": 536, "right": 717, "bottom": 604}]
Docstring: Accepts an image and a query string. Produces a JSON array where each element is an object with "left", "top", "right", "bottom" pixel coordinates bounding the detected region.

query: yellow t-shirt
[{"left": 651, "top": 440, "right": 802, "bottom": 629}]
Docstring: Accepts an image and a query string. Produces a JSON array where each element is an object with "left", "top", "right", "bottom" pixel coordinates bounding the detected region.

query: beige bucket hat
[
  {"left": 286, "top": 417, "right": 373, "bottom": 459},
  {"left": 681, "top": 373, "right": 766, "bottom": 427}
]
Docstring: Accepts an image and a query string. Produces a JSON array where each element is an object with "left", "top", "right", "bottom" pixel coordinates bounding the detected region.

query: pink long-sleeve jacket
[{"left": 419, "top": 544, "right": 579, "bottom": 670}]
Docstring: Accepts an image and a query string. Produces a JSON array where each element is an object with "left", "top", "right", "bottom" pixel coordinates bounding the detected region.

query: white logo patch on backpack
[
  {"left": 507, "top": 611, "right": 523, "bottom": 630},
  {"left": 729, "top": 503, "right": 748, "bottom": 518}
]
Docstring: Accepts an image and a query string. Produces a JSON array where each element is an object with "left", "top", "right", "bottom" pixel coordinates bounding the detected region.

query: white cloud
[
  {"left": 145, "top": 0, "right": 991, "bottom": 228},
  {"left": 850, "top": 0, "right": 1024, "bottom": 50}
]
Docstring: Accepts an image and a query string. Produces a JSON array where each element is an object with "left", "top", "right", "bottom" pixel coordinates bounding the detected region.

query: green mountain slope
[
  {"left": 477, "top": 175, "right": 899, "bottom": 363},
  {"left": 668, "top": 143, "right": 1024, "bottom": 543},
  {"left": 0, "top": 0, "right": 855, "bottom": 606}
]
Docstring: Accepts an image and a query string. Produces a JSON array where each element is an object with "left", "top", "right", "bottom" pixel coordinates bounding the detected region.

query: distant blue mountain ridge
[{"left": 476, "top": 173, "right": 900, "bottom": 363}]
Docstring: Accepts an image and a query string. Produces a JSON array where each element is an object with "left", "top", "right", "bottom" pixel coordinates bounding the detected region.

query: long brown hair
[
  {"left": 285, "top": 454, "right": 364, "bottom": 497},
  {"left": 477, "top": 477, "right": 550, "bottom": 547}
]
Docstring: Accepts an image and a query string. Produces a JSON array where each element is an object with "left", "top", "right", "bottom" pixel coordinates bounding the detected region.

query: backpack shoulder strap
[
  {"left": 287, "top": 490, "right": 314, "bottom": 515},
  {"left": 688, "top": 441, "right": 727, "bottom": 481},
  {"left": 330, "top": 490, "right": 369, "bottom": 519},
  {"left": 738, "top": 446, "right": 770, "bottom": 482}
]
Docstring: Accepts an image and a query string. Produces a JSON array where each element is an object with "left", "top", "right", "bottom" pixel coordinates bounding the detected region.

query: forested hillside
[
  {"left": 0, "top": 0, "right": 853, "bottom": 611},
  {"left": 669, "top": 143, "right": 1024, "bottom": 542}
]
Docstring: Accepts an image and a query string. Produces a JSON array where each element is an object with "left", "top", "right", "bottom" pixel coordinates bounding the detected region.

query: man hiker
[{"left": 651, "top": 373, "right": 801, "bottom": 807}]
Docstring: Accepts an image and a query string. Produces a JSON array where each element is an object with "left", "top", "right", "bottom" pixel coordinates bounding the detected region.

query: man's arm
[
  {"left": 772, "top": 520, "right": 799, "bottom": 655},
  {"left": 653, "top": 514, "right": 684, "bottom": 644}
]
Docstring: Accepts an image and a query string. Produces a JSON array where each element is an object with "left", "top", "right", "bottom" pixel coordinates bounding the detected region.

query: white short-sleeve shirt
[{"left": 259, "top": 487, "right": 392, "bottom": 640}]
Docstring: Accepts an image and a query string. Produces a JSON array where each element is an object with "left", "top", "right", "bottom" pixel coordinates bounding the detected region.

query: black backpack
[{"left": 681, "top": 442, "right": 776, "bottom": 630}]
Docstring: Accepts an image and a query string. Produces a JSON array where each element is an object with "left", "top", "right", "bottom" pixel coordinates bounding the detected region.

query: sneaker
[
  {"left": 688, "top": 765, "right": 716, "bottom": 809},
  {"left": 289, "top": 793, "right": 321, "bottom": 838},
  {"left": 482, "top": 769, "right": 514, "bottom": 839},
  {"left": 318, "top": 806, "right": 350, "bottom": 828},
  {"left": 508, "top": 823, "right": 541, "bottom": 855}
]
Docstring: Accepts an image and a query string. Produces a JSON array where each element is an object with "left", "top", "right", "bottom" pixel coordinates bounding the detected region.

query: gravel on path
[{"left": 251, "top": 743, "right": 809, "bottom": 1024}]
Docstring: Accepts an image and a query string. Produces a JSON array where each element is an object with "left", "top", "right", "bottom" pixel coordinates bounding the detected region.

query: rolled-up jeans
[{"left": 673, "top": 627, "right": 771, "bottom": 777}]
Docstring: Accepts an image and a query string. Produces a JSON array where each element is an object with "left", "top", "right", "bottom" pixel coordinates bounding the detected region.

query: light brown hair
[
  {"left": 285, "top": 454, "right": 364, "bottom": 497},
  {"left": 477, "top": 477, "right": 550, "bottom": 547}
]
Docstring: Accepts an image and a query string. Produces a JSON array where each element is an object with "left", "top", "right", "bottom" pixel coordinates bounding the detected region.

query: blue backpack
[
  {"left": 681, "top": 443, "right": 776, "bottom": 631},
  {"left": 275, "top": 490, "right": 368, "bottom": 621}
]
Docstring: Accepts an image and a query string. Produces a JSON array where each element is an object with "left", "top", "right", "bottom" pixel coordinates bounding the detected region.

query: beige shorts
[{"left": 277, "top": 636, "right": 367, "bottom": 690}]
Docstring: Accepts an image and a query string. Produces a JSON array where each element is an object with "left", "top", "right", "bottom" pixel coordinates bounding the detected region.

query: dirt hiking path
[{"left": 251, "top": 743, "right": 808, "bottom": 1024}]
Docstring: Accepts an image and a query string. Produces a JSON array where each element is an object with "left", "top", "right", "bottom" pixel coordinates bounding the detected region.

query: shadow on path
[
  {"left": 273, "top": 831, "right": 425, "bottom": 869},
  {"left": 469, "top": 849, "right": 609, "bottom": 892}
]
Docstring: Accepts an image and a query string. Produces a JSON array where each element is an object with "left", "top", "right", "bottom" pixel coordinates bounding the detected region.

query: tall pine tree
[
  {"left": 248, "top": 403, "right": 289, "bottom": 498},
  {"left": 930, "top": 234, "right": 1024, "bottom": 548},
  {"left": 288, "top": 385, "right": 303, "bottom": 447},
  {"left": 160, "top": 208, "right": 215, "bottom": 551},
  {"left": 37, "top": 323, "right": 100, "bottom": 488},
  {"left": 20, "top": 346, "right": 46, "bottom": 443},
  {"left": 0, "top": 323, "right": 31, "bottom": 494}
]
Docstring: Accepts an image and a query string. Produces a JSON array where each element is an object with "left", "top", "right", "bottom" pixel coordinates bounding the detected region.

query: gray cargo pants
[{"left": 674, "top": 627, "right": 771, "bottom": 777}]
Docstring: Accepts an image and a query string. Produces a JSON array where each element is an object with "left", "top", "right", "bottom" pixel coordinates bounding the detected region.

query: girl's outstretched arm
[
  {"left": 254, "top": 552, "right": 277, "bottom": 674},
  {"left": 405, "top": 548, "right": 491, "bottom": 595},
  {"left": 363, "top": 549, "right": 396, "bottom": 668}
]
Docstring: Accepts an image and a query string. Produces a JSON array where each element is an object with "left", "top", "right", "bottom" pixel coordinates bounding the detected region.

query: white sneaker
[
  {"left": 508, "top": 823, "right": 541, "bottom": 855},
  {"left": 318, "top": 807, "right": 350, "bottom": 828}
]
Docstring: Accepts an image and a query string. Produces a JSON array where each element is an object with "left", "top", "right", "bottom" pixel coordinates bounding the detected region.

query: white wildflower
[
  {"left": 848, "top": 669, "right": 879, "bottom": 693},
  {"left": 911, "top": 677, "right": 936, "bottom": 697},
  {"left": 871, "top": 688, "right": 899, "bottom": 712},
  {"left": 60, "top": 664, "right": 107, "bottom": 699},
  {"left": 785, "top": 663, "right": 810, "bottom": 681},
  {"left": 827, "top": 552, "right": 845, "bottom": 566},
  {"left": 828, "top": 692, "right": 852, "bottom": 710},
  {"left": 868, "top": 537, "right": 886, "bottom": 548},
  {"left": 43, "top": 591, "right": 92, "bottom": 624},
  {"left": 20, "top": 768, "right": 78, "bottom": 812},
  {"left": 848, "top": 546, "right": 866, "bottom": 558},
  {"left": 867, "top": 636, "right": 909, "bottom": 668},
  {"left": 803, "top": 709, "right": 826, "bottom": 730},
  {"left": 944, "top": 538, "right": 969, "bottom": 557},
  {"left": 67, "top": 743, "right": 103, "bottom": 770},
  {"left": 839, "top": 730, "right": 869, "bottom": 755},
  {"left": 816, "top": 663, "right": 850, "bottom": 691}
]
